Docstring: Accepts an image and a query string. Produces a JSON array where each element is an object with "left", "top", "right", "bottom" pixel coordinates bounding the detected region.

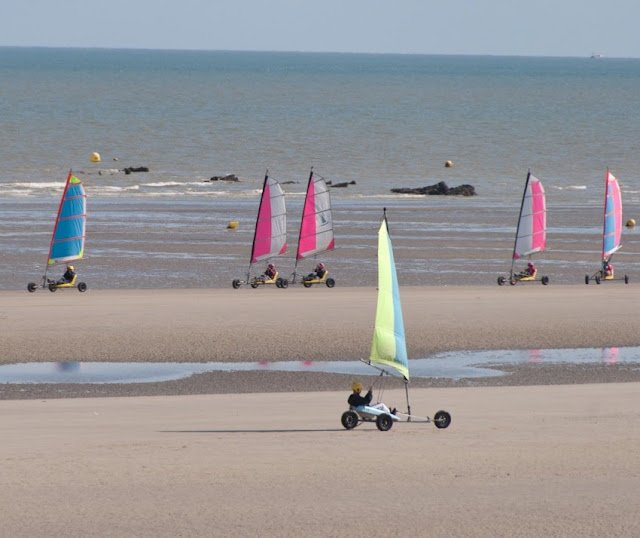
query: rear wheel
[
  {"left": 232, "top": 279, "right": 241, "bottom": 289},
  {"left": 376, "top": 414, "right": 393, "bottom": 432},
  {"left": 625, "top": 275, "right": 629, "bottom": 284},
  {"left": 541, "top": 276, "right": 549, "bottom": 285},
  {"left": 302, "top": 280, "right": 312, "bottom": 288},
  {"left": 250, "top": 281, "right": 259, "bottom": 289},
  {"left": 434, "top": 410, "right": 452, "bottom": 429},
  {"left": 275, "top": 278, "right": 282, "bottom": 288},
  {"left": 595, "top": 275, "right": 601, "bottom": 284},
  {"left": 341, "top": 411, "right": 359, "bottom": 430},
  {"left": 326, "top": 278, "right": 335, "bottom": 288},
  {"left": 77, "top": 282, "right": 87, "bottom": 292},
  {"left": 48, "top": 283, "right": 57, "bottom": 292},
  {"left": 509, "top": 278, "right": 516, "bottom": 286},
  {"left": 585, "top": 275, "right": 590, "bottom": 285},
  {"left": 497, "top": 276, "right": 506, "bottom": 286},
  {"left": 27, "top": 282, "right": 37, "bottom": 293},
  {"left": 280, "top": 279, "right": 289, "bottom": 289}
]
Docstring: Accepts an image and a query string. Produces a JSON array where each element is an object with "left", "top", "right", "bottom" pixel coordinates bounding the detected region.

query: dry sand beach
[{"left": 2, "top": 285, "right": 640, "bottom": 536}]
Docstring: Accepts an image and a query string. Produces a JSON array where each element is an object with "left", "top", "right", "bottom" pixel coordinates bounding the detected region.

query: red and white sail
[
  {"left": 602, "top": 171, "right": 622, "bottom": 260},
  {"left": 513, "top": 173, "right": 546, "bottom": 259},
  {"left": 250, "top": 174, "right": 287, "bottom": 263},
  {"left": 296, "top": 171, "right": 335, "bottom": 259}
]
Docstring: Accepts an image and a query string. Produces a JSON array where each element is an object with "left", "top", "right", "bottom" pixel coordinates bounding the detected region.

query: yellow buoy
[
  {"left": 227, "top": 221, "right": 239, "bottom": 229},
  {"left": 90, "top": 152, "right": 101, "bottom": 163},
  {"left": 445, "top": 160, "right": 453, "bottom": 168},
  {"left": 626, "top": 218, "right": 635, "bottom": 228}
]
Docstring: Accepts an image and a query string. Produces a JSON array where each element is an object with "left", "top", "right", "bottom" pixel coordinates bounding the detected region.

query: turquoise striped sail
[
  {"left": 48, "top": 173, "right": 86, "bottom": 265},
  {"left": 369, "top": 214, "right": 409, "bottom": 380}
]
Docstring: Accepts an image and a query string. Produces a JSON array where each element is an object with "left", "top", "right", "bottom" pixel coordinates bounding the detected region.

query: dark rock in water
[
  {"left": 208, "top": 174, "right": 239, "bottom": 182},
  {"left": 329, "top": 180, "right": 357, "bottom": 188},
  {"left": 391, "top": 181, "right": 476, "bottom": 196},
  {"left": 124, "top": 166, "right": 150, "bottom": 174}
]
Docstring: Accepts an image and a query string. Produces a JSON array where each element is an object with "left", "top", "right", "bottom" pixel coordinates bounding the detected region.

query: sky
[{"left": 2, "top": 0, "right": 640, "bottom": 58}]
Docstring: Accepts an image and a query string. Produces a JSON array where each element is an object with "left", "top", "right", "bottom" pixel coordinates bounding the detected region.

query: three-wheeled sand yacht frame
[{"left": 340, "top": 360, "right": 452, "bottom": 432}]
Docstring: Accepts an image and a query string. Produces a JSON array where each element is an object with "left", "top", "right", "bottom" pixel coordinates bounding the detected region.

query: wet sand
[{"left": 2, "top": 286, "right": 640, "bottom": 536}]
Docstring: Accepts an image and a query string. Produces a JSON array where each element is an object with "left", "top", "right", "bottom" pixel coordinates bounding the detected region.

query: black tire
[
  {"left": 48, "top": 283, "right": 57, "bottom": 292},
  {"left": 250, "top": 281, "right": 259, "bottom": 289},
  {"left": 376, "top": 414, "right": 393, "bottom": 432},
  {"left": 280, "top": 279, "right": 288, "bottom": 289},
  {"left": 341, "top": 410, "right": 359, "bottom": 430},
  {"left": 625, "top": 275, "right": 629, "bottom": 284},
  {"left": 302, "top": 280, "right": 312, "bottom": 288},
  {"left": 434, "top": 410, "right": 452, "bottom": 429},
  {"left": 77, "top": 282, "right": 87, "bottom": 292},
  {"left": 497, "top": 276, "right": 506, "bottom": 286},
  {"left": 27, "top": 282, "right": 37, "bottom": 293},
  {"left": 509, "top": 278, "right": 516, "bottom": 286},
  {"left": 541, "top": 276, "right": 549, "bottom": 285},
  {"left": 275, "top": 278, "right": 282, "bottom": 288},
  {"left": 595, "top": 275, "right": 601, "bottom": 285},
  {"left": 232, "top": 279, "right": 241, "bottom": 289},
  {"left": 585, "top": 275, "right": 590, "bottom": 285},
  {"left": 326, "top": 278, "right": 335, "bottom": 288}
]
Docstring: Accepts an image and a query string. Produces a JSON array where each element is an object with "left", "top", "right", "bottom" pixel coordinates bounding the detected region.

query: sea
[{"left": 1, "top": 47, "right": 640, "bottom": 290}]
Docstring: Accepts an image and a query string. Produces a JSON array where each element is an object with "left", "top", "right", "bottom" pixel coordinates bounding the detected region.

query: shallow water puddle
[{"left": 1, "top": 347, "right": 639, "bottom": 384}]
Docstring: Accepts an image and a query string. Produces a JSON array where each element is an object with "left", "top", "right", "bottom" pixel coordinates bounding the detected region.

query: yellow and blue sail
[
  {"left": 48, "top": 173, "right": 87, "bottom": 265},
  {"left": 369, "top": 214, "right": 409, "bottom": 380}
]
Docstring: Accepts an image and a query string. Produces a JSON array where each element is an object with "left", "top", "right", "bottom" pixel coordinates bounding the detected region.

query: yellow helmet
[
  {"left": 351, "top": 381, "right": 363, "bottom": 392},
  {"left": 68, "top": 265, "right": 74, "bottom": 271}
]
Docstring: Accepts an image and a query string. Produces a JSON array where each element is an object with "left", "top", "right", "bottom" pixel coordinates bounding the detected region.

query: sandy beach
[{"left": 2, "top": 285, "right": 640, "bottom": 536}]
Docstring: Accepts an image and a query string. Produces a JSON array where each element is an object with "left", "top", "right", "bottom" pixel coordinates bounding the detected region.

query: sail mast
[{"left": 510, "top": 171, "right": 531, "bottom": 278}]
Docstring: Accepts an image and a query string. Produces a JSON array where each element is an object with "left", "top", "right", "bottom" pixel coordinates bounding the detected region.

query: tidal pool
[{"left": 0, "top": 346, "right": 638, "bottom": 384}]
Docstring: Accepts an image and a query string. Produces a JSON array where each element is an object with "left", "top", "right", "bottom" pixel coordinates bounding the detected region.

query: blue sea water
[{"left": 1, "top": 48, "right": 640, "bottom": 288}]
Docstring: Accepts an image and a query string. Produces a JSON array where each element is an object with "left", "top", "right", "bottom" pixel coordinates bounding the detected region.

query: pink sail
[
  {"left": 296, "top": 171, "right": 335, "bottom": 259},
  {"left": 513, "top": 173, "right": 546, "bottom": 260},
  {"left": 250, "top": 174, "right": 287, "bottom": 263},
  {"left": 602, "top": 171, "right": 622, "bottom": 259}
]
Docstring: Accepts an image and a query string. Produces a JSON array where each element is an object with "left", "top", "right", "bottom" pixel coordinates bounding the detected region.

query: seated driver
[
  {"left": 603, "top": 259, "right": 614, "bottom": 277},
  {"left": 263, "top": 263, "right": 277, "bottom": 281},
  {"left": 56, "top": 265, "right": 76, "bottom": 285},
  {"left": 307, "top": 262, "right": 327, "bottom": 280},
  {"left": 348, "top": 381, "right": 396, "bottom": 416},
  {"left": 521, "top": 261, "right": 536, "bottom": 277}
]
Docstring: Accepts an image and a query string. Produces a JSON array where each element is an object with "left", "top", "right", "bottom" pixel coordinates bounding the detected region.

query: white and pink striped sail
[
  {"left": 250, "top": 174, "right": 287, "bottom": 263},
  {"left": 512, "top": 173, "right": 546, "bottom": 260},
  {"left": 296, "top": 171, "right": 335, "bottom": 259},
  {"left": 602, "top": 171, "right": 622, "bottom": 260}
]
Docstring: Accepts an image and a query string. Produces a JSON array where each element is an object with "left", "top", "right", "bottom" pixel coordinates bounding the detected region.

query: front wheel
[
  {"left": 585, "top": 275, "right": 590, "bottom": 285},
  {"left": 541, "top": 276, "right": 549, "bottom": 285},
  {"left": 77, "top": 282, "right": 87, "bottom": 292},
  {"left": 341, "top": 410, "right": 359, "bottom": 430},
  {"left": 376, "top": 414, "right": 393, "bottom": 432},
  {"left": 232, "top": 279, "right": 241, "bottom": 289},
  {"left": 625, "top": 275, "right": 629, "bottom": 284},
  {"left": 326, "top": 278, "right": 335, "bottom": 288},
  {"left": 434, "top": 410, "right": 452, "bottom": 429},
  {"left": 497, "top": 276, "right": 506, "bottom": 286},
  {"left": 27, "top": 282, "right": 37, "bottom": 293}
]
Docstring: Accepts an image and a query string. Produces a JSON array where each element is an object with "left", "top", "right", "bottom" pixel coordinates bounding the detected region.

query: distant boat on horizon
[{"left": 590, "top": 53, "right": 603, "bottom": 59}]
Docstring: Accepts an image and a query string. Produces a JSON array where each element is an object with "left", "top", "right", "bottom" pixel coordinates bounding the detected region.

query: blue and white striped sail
[
  {"left": 369, "top": 213, "right": 409, "bottom": 380},
  {"left": 48, "top": 172, "right": 87, "bottom": 265}
]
